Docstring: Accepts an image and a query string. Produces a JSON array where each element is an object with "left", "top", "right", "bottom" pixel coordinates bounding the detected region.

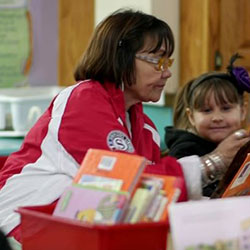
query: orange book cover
[
  {"left": 140, "top": 173, "right": 185, "bottom": 222},
  {"left": 73, "top": 149, "right": 147, "bottom": 194},
  {"left": 211, "top": 140, "right": 250, "bottom": 199},
  {"left": 222, "top": 153, "right": 250, "bottom": 197}
]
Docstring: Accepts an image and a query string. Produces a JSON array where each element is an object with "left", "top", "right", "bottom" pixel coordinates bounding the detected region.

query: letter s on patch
[{"left": 107, "top": 130, "right": 135, "bottom": 153}]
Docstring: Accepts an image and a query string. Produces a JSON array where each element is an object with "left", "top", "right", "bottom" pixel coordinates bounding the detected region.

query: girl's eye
[
  {"left": 221, "top": 105, "right": 232, "bottom": 111},
  {"left": 200, "top": 108, "right": 211, "bottom": 113}
]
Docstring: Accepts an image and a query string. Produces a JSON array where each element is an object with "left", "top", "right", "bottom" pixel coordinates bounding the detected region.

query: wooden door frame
[
  {"left": 58, "top": 0, "right": 94, "bottom": 86},
  {"left": 180, "top": 0, "right": 220, "bottom": 86}
]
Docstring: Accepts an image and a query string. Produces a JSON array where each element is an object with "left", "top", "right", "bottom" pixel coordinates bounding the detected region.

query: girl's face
[
  {"left": 124, "top": 40, "right": 172, "bottom": 110},
  {"left": 187, "top": 92, "right": 246, "bottom": 143}
]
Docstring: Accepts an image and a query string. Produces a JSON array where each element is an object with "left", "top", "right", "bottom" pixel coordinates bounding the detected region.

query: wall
[
  {"left": 95, "top": 0, "right": 151, "bottom": 25},
  {"left": 152, "top": 0, "right": 180, "bottom": 94},
  {"left": 28, "top": 0, "right": 58, "bottom": 86},
  {"left": 143, "top": 105, "right": 172, "bottom": 150}
]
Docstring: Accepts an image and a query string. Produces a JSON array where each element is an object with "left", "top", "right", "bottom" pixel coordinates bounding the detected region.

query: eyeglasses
[{"left": 135, "top": 54, "right": 174, "bottom": 72}]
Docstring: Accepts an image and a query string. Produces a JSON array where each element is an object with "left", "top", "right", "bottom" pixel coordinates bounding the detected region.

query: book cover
[
  {"left": 141, "top": 173, "right": 184, "bottom": 222},
  {"left": 222, "top": 153, "right": 250, "bottom": 197},
  {"left": 124, "top": 174, "right": 165, "bottom": 223},
  {"left": 169, "top": 196, "right": 250, "bottom": 250},
  {"left": 211, "top": 140, "right": 250, "bottom": 198},
  {"left": 73, "top": 149, "right": 147, "bottom": 194},
  {"left": 124, "top": 187, "right": 152, "bottom": 223},
  {"left": 145, "top": 193, "right": 164, "bottom": 221},
  {"left": 53, "top": 184, "right": 129, "bottom": 224},
  {"left": 153, "top": 196, "right": 168, "bottom": 222},
  {"left": 139, "top": 176, "right": 164, "bottom": 222}
]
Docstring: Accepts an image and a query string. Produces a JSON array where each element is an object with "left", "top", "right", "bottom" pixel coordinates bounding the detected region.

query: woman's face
[
  {"left": 124, "top": 40, "right": 173, "bottom": 110},
  {"left": 187, "top": 92, "right": 246, "bottom": 143}
]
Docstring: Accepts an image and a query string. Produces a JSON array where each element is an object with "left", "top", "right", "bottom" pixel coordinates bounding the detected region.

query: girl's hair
[
  {"left": 173, "top": 79, "right": 194, "bottom": 129},
  {"left": 187, "top": 53, "right": 250, "bottom": 111},
  {"left": 187, "top": 77, "right": 244, "bottom": 111},
  {"left": 74, "top": 9, "right": 174, "bottom": 88}
]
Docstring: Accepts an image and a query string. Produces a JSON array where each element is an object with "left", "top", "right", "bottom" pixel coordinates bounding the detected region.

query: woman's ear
[{"left": 186, "top": 108, "right": 196, "bottom": 127}]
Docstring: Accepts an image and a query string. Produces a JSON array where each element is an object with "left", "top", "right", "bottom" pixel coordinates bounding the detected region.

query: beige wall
[
  {"left": 152, "top": 0, "right": 179, "bottom": 94},
  {"left": 95, "top": 0, "right": 151, "bottom": 25}
]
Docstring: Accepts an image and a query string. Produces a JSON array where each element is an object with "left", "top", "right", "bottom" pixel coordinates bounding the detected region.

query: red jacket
[{"left": 0, "top": 80, "right": 186, "bottom": 241}]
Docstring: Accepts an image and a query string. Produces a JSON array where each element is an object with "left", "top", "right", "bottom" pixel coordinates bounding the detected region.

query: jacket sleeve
[
  {"left": 145, "top": 155, "right": 183, "bottom": 176},
  {"left": 58, "top": 86, "right": 129, "bottom": 164},
  {"left": 178, "top": 155, "right": 202, "bottom": 200}
]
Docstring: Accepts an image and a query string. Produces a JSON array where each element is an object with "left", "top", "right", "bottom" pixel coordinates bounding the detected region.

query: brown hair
[
  {"left": 74, "top": 9, "right": 174, "bottom": 88},
  {"left": 188, "top": 77, "right": 244, "bottom": 111},
  {"left": 173, "top": 79, "right": 194, "bottom": 129}
]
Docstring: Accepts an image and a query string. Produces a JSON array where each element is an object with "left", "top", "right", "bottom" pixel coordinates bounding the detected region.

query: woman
[{"left": 0, "top": 9, "right": 249, "bottom": 242}]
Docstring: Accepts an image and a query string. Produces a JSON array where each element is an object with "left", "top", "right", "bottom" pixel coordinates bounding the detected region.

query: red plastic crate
[{"left": 17, "top": 204, "right": 169, "bottom": 250}]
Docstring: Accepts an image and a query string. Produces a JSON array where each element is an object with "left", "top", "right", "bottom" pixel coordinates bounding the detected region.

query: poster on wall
[{"left": 0, "top": 0, "right": 32, "bottom": 88}]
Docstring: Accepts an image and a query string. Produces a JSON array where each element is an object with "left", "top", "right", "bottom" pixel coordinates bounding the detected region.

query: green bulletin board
[{"left": 0, "top": 0, "right": 31, "bottom": 87}]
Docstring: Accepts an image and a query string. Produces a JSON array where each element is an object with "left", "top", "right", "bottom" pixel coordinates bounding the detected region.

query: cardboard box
[{"left": 17, "top": 204, "right": 169, "bottom": 250}]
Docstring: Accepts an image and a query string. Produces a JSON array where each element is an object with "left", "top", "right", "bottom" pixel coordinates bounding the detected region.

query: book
[
  {"left": 142, "top": 173, "right": 183, "bottom": 222},
  {"left": 221, "top": 153, "right": 250, "bottom": 197},
  {"left": 124, "top": 187, "right": 152, "bottom": 223},
  {"left": 53, "top": 184, "right": 129, "bottom": 224},
  {"left": 211, "top": 140, "right": 250, "bottom": 198},
  {"left": 73, "top": 149, "right": 147, "bottom": 194},
  {"left": 169, "top": 196, "right": 250, "bottom": 250},
  {"left": 124, "top": 173, "right": 184, "bottom": 223},
  {"left": 144, "top": 193, "right": 164, "bottom": 221},
  {"left": 124, "top": 174, "right": 166, "bottom": 223},
  {"left": 153, "top": 196, "right": 168, "bottom": 222},
  {"left": 140, "top": 176, "right": 164, "bottom": 222}
]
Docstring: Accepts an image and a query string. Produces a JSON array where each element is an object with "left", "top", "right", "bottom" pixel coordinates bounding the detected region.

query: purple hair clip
[
  {"left": 227, "top": 53, "right": 250, "bottom": 93},
  {"left": 232, "top": 66, "right": 250, "bottom": 93}
]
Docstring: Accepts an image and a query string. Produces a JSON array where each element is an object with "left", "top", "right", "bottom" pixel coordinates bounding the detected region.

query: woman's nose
[{"left": 161, "top": 68, "right": 172, "bottom": 79}]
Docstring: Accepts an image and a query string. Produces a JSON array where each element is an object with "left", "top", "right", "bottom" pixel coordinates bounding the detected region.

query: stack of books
[
  {"left": 53, "top": 148, "right": 184, "bottom": 225},
  {"left": 124, "top": 173, "right": 182, "bottom": 223}
]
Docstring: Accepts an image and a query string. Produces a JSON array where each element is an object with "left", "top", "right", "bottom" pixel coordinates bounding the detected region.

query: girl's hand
[
  {"left": 200, "top": 129, "right": 250, "bottom": 185},
  {"left": 214, "top": 129, "right": 250, "bottom": 167}
]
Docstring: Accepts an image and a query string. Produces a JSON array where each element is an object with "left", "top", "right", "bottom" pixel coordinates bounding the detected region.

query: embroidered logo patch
[{"left": 107, "top": 130, "right": 134, "bottom": 153}]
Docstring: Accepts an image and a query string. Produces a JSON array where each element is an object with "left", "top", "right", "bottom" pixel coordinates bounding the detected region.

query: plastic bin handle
[{"left": 27, "top": 106, "right": 42, "bottom": 129}]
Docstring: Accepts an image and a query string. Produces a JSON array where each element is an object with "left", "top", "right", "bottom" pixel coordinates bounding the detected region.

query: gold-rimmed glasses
[{"left": 135, "top": 54, "right": 174, "bottom": 72}]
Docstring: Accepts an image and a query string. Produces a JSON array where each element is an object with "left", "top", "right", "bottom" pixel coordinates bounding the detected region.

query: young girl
[{"left": 165, "top": 54, "right": 250, "bottom": 196}]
